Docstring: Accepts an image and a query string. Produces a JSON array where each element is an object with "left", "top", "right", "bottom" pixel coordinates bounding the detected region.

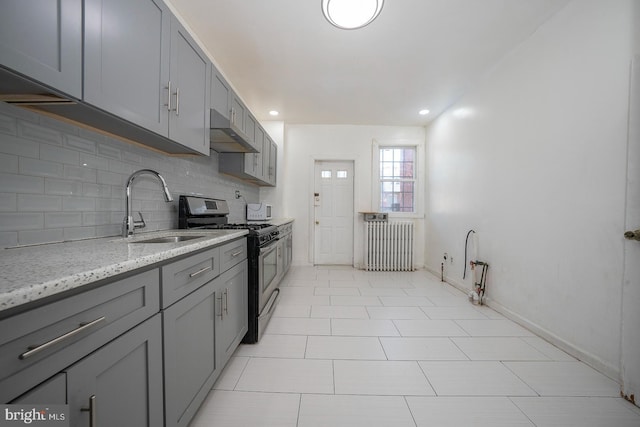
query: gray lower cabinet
[
  {"left": 0, "top": 0, "right": 82, "bottom": 99},
  {"left": 66, "top": 314, "right": 163, "bottom": 427},
  {"left": 11, "top": 373, "right": 67, "bottom": 405},
  {"left": 216, "top": 260, "right": 248, "bottom": 368},
  {"left": 163, "top": 239, "right": 248, "bottom": 427},
  {"left": 163, "top": 280, "right": 217, "bottom": 427}
]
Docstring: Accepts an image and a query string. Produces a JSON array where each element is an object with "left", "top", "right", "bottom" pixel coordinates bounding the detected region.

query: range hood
[{"left": 209, "top": 108, "right": 258, "bottom": 153}]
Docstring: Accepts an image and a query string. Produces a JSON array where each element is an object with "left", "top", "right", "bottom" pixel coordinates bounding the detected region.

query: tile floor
[{"left": 190, "top": 266, "right": 640, "bottom": 427}]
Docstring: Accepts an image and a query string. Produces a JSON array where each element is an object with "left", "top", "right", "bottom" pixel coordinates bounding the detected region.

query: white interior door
[
  {"left": 314, "top": 161, "right": 354, "bottom": 265},
  {"left": 621, "top": 55, "right": 640, "bottom": 407}
]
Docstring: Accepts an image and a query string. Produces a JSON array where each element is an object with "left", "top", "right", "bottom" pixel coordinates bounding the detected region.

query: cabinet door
[
  {"left": 230, "top": 94, "right": 247, "bottom": 136},
  {"left": 169, "top": 18, "right": 210, "bottom": 155},
  {"left": 163, "top": 281, "right": 217, "bottom": 427},
  {"left": 11, "top": 373, "right": 66, "bottom": 405},
  {"left": 0, "top": 0, "right": 82, "bottom": 98},
  {"left": 216, "top": 260, "right": 248, "bottom": 367},
  {"left": 268, "top": 137, "right": 277, "bottom": 185},
  {"left": 66, "top": 315, "right": 163, "bottom": 427},
  {"left": 84, "top": 0, "right": 170, "bottom": 136},
  {"left": 211, "top": 67, "right": 231, "bottom": 121}
]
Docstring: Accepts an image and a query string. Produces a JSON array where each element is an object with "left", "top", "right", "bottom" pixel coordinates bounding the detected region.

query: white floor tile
[
  {"left": 310, "top": 305, "right": 369, "bottom": 319},
  {"left": 393, "top": 319, "right": 469, "bottom": 337},
  {"left": 421, "top": 306, "right": 489, "bottom": 319},
  {"left": 190, "top": 390, "right": 300, "bottom": 427},
  {"left": 279, "top": 294, "right": 331, "bottom": 306},
  {"left": 235, "top": 334, "right": 307, "bottom": 358},
  {"left": 503, "top": 361, "right": 621, "bottom": 396},
  {"left": 428, "top": 295, "right": 475, "bottom": 306},
  {"left": 510, "top": 397, "right": 640, "bottom": 427},
  {"left": 334, "top": 360, "right": 435, "bottom": 395},
  {"left": 407, "top": 396, "right": 535, "bottom": 426},
  {"left": 282, "top": 279, "right": 330, "bottom": 288},
  {"left": 521, "top": 336, "right": 576, "bottom": 361},
  {"left": 330, "top": 295, "right": 382, "bottom": 306},
  {"left": 418, "top": 361, "right": 537, "bottom": 396},
  {"left": 305, "top": 336, "right": 386, "bottom": 360},
  {"left": 380, "top": 296, "right": 434, "bottom": 306},
  {"left": 367, "top": 306, "right": 428, "bottom": 319},
  {"left": 235, "top": 358, "right": 334, "bottom": 393},
  {"left": 404, "top": 286, "right": 460, "bottom": 297},
  {"left": 314, "top": 287, "right": 361, "bottom": 296},
  {"left": 328, "top": 270, "right": 356, "bottom": 280},
  {"left": 213, "top": 356, "right": 249, "bottom": 390},
  {"left": 298, "top": 394, "right": 415, "bottom": 427},
  {"left": 273, "top": 304, "right": 311, "bottom": 318},
  {"left": 279, "top": 286, "right": 316, "bottom": 296},
  {"left": 452, "top": 337, "right": 550, "bottom": 361},
  {"left": 331, "top": 319, "right": 400, "bottom": 336},
  {"left": 359, "top": 287, "right": 408, "bottom": 296},
  {"left": 368, "top": 279, "right": 415, "bottom": 288},
  {"left": 266, "top": 317, "right": 331, "bottom": 335},
  {"left": 455, "top": 319, "right": 536, "bottom": 336},
  {"left": 329, "top": 280, "right": 371, "bottom": 288},
  {"left": 380, "top": 337, "right": 469, "bottom": 361}
]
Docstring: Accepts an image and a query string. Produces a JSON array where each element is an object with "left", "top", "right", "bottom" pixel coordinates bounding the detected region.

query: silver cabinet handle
[
  {"left": 165, "top": 81, "right": 172, "bottom": 111},
  {"left": 216, "top": 294, "right": 223, "bottom": 319},
  {"left": 231, "top": 250, "right": 243, "bottom": 257},
  {"left": 189, "top": 265, "right": 212, "bottom": 278},
  {"left": 224, "top": 288, "right": 229, "bottom": 315},
  {"left": 81, "top": 395, "right": 97, "bottom": 427},
  {"left": 19, "top": 316, "right": 106, "bottom": 360},
  {"left": 175, "top": 87, "right": 180, "bottom": 116}
]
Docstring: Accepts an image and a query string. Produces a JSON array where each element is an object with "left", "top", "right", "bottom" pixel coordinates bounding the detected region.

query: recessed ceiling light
[
  {"left": 269, "top": 110, "right": 279, "bottom": 116},
  {"left": 419, "top": 109, "right": 430, "bottom": 115}
]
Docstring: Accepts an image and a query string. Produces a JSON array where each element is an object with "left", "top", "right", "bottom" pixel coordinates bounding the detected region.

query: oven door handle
[
  {"left": 259, "top": 242, "right": 278, "bottom": 256},
  {"left": 258, "top": 288, "right": 280, "bottom": 321}
]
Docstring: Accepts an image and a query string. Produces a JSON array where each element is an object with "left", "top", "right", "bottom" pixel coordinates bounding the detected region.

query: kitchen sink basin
[{"left": 129, "top": 235, "right": 206, "bottom": 244}]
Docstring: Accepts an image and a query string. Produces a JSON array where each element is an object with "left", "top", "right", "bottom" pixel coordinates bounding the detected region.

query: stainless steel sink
[{"left": 129, "top": 235, "right": 205, "bottom": 244}]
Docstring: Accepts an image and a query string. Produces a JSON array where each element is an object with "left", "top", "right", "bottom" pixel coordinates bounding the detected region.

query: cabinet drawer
[
  {"left": 0, "top": 269, "right": 160, "bottom": 403},
  {"left": 161, "top": 247, "right": 220, "bottom": 308},
  {"left": 219, "top": 238, "right": 247, "bottom": 272}
]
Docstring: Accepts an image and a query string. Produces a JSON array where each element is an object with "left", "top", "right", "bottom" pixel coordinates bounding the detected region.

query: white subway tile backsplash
[
  {"left": 40, "top": 143, "right": 80, "bottom": 165},
  {"left": 64, "top": 165, "right": 97, "bottom": 182},
  {"left": 62, "top": 196, "right": 95, "bottom": 211},
  {"left": 0, "top": 193, "right": 16, "bottom": 211},
  {"left": 64, "top": 134, "right": 96, "bottom": 154},
  {"left": 45, "top": 178, "right": 83, "bottom": 196},
  {"left": 0, "top": 105, "right": 260, "bottom": 246},
  {"left": 19, "top": 121, "right": 63, "bottom": 146},
  {"left": 45, "top": 212, "right": 83, "bottom": 228},
  {"left": 18, "top": 194, "right": 62, "bottom": 212},
  {"left": 0, "top": 134, "right": 39, "bottom": 158},
  {"left": 18, "top": 228, "right": 64, "bottom": 246},
  {"left": 19, "top": 157, "right": 64, "bottom": 178},
  {"left": 0, "top": 213, "right": 44, "bottom": 231},
  {"left": 0, "top": 153, "right": 18, "bottom": 174},
  {"left": 0, "top": 173, "right": 44, "bottom": 194}
]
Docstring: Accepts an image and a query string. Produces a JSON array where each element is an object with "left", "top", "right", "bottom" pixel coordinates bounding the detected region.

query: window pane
[
  {"left": 380, "top": 181, "right": 414, "bottom": 212},
  {"left": 321, "top": 170, "right": 331, "bottom": 179},
  {"left": 337, "top": 170, "right": 348, "bottom": 179}
]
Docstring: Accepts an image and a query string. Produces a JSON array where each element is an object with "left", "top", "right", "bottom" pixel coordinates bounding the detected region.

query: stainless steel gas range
[{"left": 178, "top": 195, "right": 280, "bottom": 343}]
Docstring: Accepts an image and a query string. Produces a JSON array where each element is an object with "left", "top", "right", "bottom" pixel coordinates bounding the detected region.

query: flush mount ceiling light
[
  {"left": 419, "top": 109, "right": 430, "bottom": 116},
  {"left": 321, "top": 0, "right": 384, "bottom": 30}
]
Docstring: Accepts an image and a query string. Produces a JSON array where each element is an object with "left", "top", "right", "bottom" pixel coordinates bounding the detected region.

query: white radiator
[{"left": 364, "top": 221, "right": 415, "bottom": 271}]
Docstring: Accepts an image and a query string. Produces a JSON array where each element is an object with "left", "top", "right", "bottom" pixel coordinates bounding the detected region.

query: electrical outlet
[
  {"left": 235, "top": 190, "right": 241, "bottom": 199},
  {"left": 450, "top": 256, "right": 454, "bottom": 264}
]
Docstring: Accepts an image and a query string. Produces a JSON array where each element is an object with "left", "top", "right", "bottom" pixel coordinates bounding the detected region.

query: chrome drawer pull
[
  {"left": 19, "top": 316, "right": 106, "bottom": 360},
  {"left": 230, "top": 250, "right": 243, "bottom": 257},
  {"left": 189, "top": 265, "right": 212, "bottom": 278},
  {"left": 81, "top": 395, "right": 97, "bottom": 427}
]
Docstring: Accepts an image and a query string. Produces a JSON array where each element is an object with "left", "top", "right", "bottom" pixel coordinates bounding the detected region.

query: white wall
[
  {"left": 283, "top": 124, "right": 425, "bottom": 268},
  {"left": 425, "top": 0, "right": 637, "bottom": 379}
]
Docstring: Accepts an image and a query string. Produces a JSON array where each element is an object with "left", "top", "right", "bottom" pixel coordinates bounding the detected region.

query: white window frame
[{"left": 372, "top": 139, "right": 424, "bottom": 219}]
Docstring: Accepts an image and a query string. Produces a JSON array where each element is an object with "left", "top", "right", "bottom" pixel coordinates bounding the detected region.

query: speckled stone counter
[
  {"left": 265, "top": 218, "right": 294, "bottom": 227},
  {"left": 0, "top": 229, "right": 248, "bottom": 314}
]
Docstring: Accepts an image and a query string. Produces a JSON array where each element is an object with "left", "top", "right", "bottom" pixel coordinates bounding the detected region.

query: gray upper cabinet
[
  {"left": 0, "top": 0, "right": 82, "bottom": 99},
  {"left": 84, "top": 0, "right": 171, "bottom": 137},
  {"left": 84, "top": 0, "right": 210, "bottom": 155},
  {"left": 168, "top": 18, "right": 211, "bottom": 154},
  {"left": 218, "top": 126, "right": 277, "bottom": 187}
]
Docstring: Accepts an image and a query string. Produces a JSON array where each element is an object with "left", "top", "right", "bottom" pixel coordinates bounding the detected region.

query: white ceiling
[{"left": 167, "top": 0, "right": 570, "bottom": 126}]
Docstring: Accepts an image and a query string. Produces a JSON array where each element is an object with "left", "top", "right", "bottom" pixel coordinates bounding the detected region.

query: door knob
[
  {"left": 315, "top": 221, "right": 319, "bottom": 225},
  {"left": 624, "top": 229, "right": 640, "bottom": 241}
]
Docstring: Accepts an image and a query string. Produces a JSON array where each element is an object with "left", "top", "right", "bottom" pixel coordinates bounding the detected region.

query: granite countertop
[
  {"left": 266, "top": 218, "right": 295, "bottom": 227},
  {"left": 0, "top": 229, "right": 248, "bottom": 314}
]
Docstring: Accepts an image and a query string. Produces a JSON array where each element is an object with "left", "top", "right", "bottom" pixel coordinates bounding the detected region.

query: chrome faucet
[{"left": 122, "top": 169, "right": 173, "bottom": 237}]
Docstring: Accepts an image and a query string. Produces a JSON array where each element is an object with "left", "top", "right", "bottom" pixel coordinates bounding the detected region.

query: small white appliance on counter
[{"left": 247, "top": 203, "right": 272, "bottom": 221}]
